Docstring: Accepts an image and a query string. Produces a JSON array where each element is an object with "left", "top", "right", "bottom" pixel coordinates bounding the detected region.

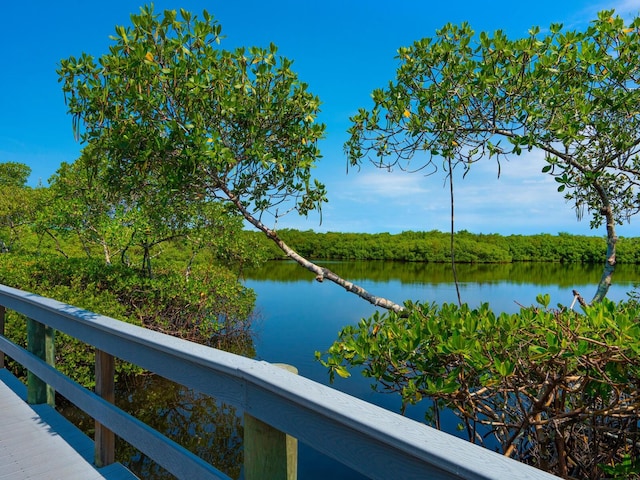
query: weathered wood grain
[
  {"left": 95, "top": 349, "right": 115, "bottom": 467},
  {"left": 0, "top": 368, "right": 137, "bottom": 480}
]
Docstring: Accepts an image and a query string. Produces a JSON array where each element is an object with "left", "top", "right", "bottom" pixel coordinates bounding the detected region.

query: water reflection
[
  {"left": 244, "top": 259, "right": 639, "bottom": 288},
  {"left": 58, "top": 374, "right": 244, "bottom": 479},
  {"left": 118, "top": 375, "right": 243, "bottom": 479}
]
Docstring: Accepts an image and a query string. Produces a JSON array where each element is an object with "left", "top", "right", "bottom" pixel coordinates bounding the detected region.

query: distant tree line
[{"left": 252, "top": 229, "right": 640, "bottom": 264}]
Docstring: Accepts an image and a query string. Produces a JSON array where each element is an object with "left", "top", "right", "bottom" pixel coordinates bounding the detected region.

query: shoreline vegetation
[{"left": 249, "top": 229, "right": 640, "bottom": 264}]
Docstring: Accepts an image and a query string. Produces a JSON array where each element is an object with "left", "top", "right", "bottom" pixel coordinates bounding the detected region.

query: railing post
[
  {"left": 95, "top": 349, "right": 116, "bottom": 467},
  {"left": 244, "top": 363, "right": 298, "bottom": 480},
  {"left": 26, "top": 318, "right": 55, "bottom": 405},
  {"left": 0, "top": 305, "right": 5, "bottom": 369}
]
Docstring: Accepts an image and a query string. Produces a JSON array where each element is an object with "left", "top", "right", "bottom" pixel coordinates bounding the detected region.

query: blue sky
[{"left": 3, "top": 1, "right": 640, "bottom": 236}]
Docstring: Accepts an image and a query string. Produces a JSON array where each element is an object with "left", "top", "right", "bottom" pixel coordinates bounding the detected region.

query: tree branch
[{"left": 217, "top": 183, "right": 406, "bottom": 314}]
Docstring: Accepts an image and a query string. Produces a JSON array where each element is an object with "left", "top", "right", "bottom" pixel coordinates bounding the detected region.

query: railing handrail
[{"left": 0, "top": 284, "right": 559, "bottom": 480}]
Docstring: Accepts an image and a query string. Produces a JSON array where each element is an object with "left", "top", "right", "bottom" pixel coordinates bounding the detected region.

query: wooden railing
[{"left": 0, "top": 284, "right": 559, "bottom": 480}]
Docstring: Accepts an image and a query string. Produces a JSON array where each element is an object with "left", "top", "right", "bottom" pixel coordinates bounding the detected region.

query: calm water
[
  {"left": 109, "top": 261, "right": 640, "bottom": 479},
  {"left": 243, "top": 261, "right": 640, "bottom": 479},
  {"left": 247, "top": 260, "right": 639, "bottom": 385}
]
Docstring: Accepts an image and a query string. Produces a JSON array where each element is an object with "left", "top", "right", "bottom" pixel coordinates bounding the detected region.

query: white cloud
[
  {"left": 278, "top": 147, "right": 640, "bottom": 236},
  {"left": 338, "top": 170, "right": 431, "bottom": 203},
  {"left": 573, "top": 0, "right": 640, "bottom": 22},
  {"left": 603, "top": 0, "right": 640, "bottom": 14},
  {"left": 319, "top": 150, "right": 567, "bottom": 232}
]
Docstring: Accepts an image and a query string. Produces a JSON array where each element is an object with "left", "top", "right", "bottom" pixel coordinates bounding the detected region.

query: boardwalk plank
[{"left": 0, "top": 369, "right": 138, "bottom": 480}]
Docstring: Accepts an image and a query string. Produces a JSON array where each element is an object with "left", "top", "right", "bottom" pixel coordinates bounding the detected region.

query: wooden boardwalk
[
  {"left": 0, "top": 284, "right": 561, "bottom": 480},
  {"left": 0, "top": 369, "right": 137, "bottom": 480}
]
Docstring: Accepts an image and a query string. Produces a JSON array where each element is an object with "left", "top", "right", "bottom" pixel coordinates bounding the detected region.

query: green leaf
[
  {"left": 529, "top": 345, "right": 547, "bottom": 356},
  {"left": 536, "top": 293, "right": 550, "bottom": 308},
  {"left": 333, "top": 365, "right": 351, "bottom": 379}
]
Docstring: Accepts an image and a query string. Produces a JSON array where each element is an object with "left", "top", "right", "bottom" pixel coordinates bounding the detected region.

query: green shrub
[
  {"left": 320, "top": 297, "right": 640, "bottom": 478},
  {"left": 0, "top": 254, "right": 256, "bottom": 386}
]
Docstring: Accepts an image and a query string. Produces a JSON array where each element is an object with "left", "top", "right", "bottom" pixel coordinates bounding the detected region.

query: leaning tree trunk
[{"left": 220, "top": 185, "right": 406, "bottom": 313}]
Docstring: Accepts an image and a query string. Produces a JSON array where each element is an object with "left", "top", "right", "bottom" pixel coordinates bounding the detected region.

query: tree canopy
[
  {"left": 0, "top": 162, "right": 39, "bottom": 252},
  {"left": 0, "top": 162, "right": 31, "bottom": 188},
  {"left": 59, "top": 5, "right": 324, "bottom": 227},
  {"left": 346, "top": 10, "right": 640, "bottom": 303},
  {"left": 57, "top": 4, "right": 404, "bottom": 312}
]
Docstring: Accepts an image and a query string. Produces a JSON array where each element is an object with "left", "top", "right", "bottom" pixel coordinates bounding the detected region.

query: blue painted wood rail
[{"left": 0, "top": 284, "right": 559, "bottom": 479}]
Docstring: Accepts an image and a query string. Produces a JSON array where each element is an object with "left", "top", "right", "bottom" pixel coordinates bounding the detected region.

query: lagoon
[
  {"left": 247, "top": 260, "right": 639, "bottom": 380},
  {"left": 242, "top": 260, "right": 640, "bottom": 479},
  {"left": 110, "top": 260, "right": 640, "bottom": 479}
]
